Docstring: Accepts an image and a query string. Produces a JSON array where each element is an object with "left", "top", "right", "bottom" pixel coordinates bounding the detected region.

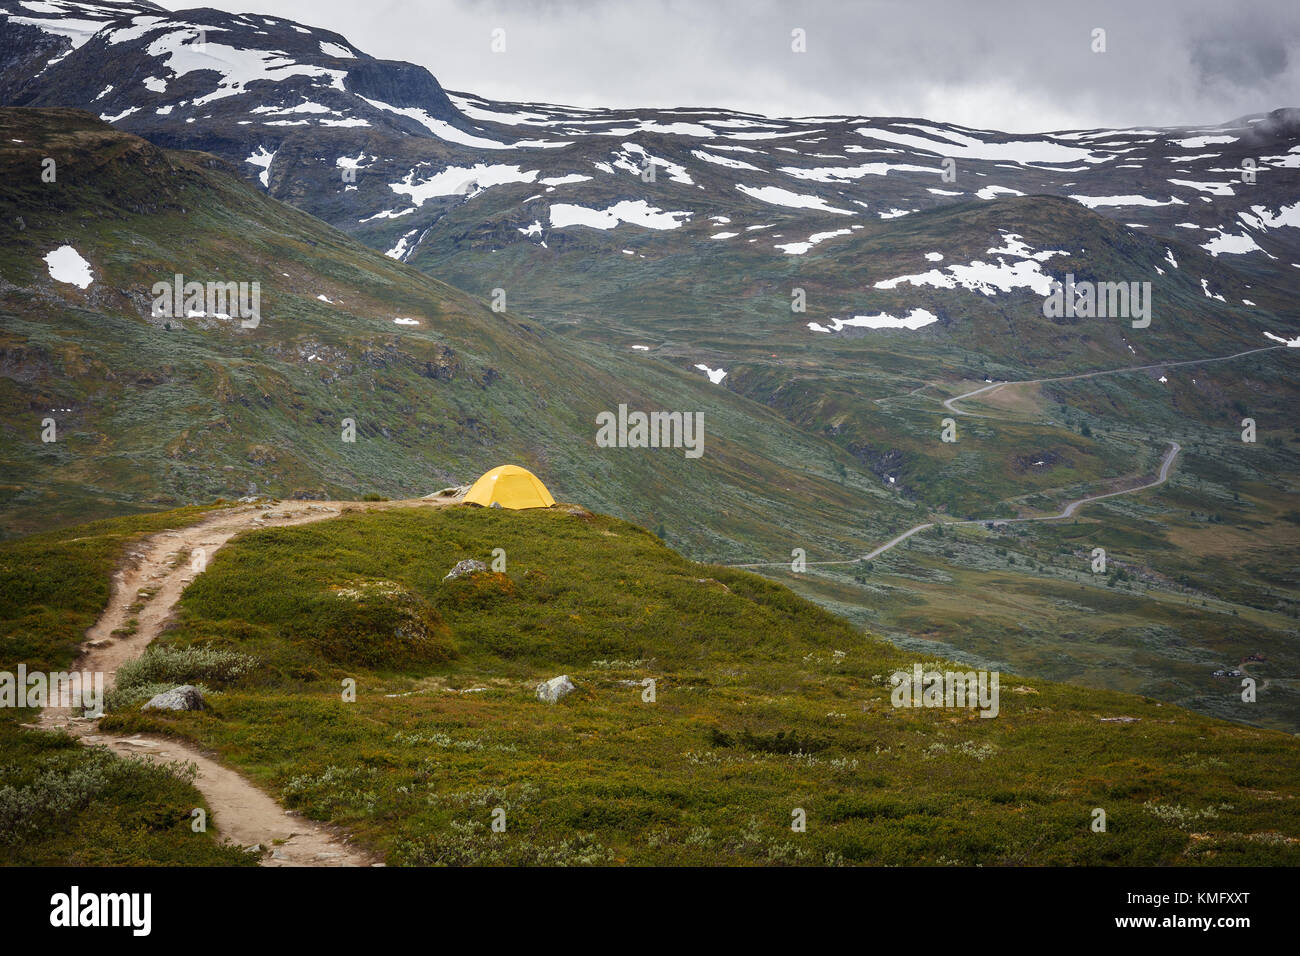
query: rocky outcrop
[{"left": 443, "top": 559, "right": 488, "bottom": 581}]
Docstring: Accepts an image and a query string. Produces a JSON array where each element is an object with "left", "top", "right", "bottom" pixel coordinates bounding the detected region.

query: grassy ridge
[{"left": 97, "top": 505, "right": 1300, "bottom": 866}]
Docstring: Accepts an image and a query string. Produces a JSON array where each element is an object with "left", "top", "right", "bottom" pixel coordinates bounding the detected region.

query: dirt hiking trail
[{"left": 35, "top": 497, "right": 447, "bottom": 867}]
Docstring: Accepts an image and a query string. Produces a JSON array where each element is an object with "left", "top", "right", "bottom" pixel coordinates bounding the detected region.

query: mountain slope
[
  {"left": 0, "top": 107, "right": 915, "bottom": 568},
  {"left": 4, "top": 2, "right": 1296, "bottom": 436},
  {"left": 5, "top": 2, "right": 1298, "bottom": 295},
  {"left": 2, "top": 3, "right": 1298, "bottom": 742}
]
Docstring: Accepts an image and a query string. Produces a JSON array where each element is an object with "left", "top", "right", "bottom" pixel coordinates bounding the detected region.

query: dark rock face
[
  {"left": 0, "top": 18, "right": 68, "bottom": 103},
  {"left": 0, "top": 2, "right": 478, "bottom": 208},
  {"left": 342, "top": 59, "right": 458, "bottom": 118}
]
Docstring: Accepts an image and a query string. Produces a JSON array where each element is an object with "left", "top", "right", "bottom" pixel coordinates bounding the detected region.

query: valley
[{"left": 0, "top": 0, "right": 1297, "bottom": 873}]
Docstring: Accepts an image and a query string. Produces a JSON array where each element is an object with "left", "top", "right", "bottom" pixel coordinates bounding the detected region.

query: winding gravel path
[
  {"left": 730, "top": 442, "right": 1179, "bottom": 569},
  {"left": 36, "top": 498, "right": 448, "bottom": 866}
]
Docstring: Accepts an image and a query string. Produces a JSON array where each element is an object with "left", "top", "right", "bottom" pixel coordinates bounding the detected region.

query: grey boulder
[
  {"left": 141, "top": 685, "right": 207, "bottom": 712},
  {"left": 536, "top": 675, "right": 576, "bottom": 704}
]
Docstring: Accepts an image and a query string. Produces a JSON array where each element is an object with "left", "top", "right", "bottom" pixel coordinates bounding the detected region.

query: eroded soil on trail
[{"left": 36, "top": 498, "right": 447, "bottom": 866}]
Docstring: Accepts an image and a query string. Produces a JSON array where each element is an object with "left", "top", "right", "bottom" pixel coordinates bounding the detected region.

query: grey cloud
[{"left": 160, "top": 0, "right": 1300, "bottom": 131}]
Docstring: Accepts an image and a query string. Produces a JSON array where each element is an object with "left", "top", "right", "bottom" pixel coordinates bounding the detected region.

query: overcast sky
[{"left": 159, "top": 0, "right": 1300, "bottom": 132}]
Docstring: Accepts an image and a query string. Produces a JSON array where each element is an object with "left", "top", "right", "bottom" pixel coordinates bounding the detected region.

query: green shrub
[
  {"left": 0, "top": 743, "right": 194, "bottom": 845},
  {"left": 113, "top": 644, "right": 260, "bottom": 695},
  {"left": 294, "top": 585, "right": 456, "bottom": 669},
  {"left": 707, "top": 726, "right": 831, "bottom": 755}
]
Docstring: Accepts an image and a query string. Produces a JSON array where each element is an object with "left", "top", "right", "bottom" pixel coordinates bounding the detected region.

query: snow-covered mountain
[{"left": 5, "top": 0, "right": 1299, "bottom": 278}]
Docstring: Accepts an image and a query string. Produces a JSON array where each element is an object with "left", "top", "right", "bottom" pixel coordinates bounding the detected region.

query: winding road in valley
[
  {"left": 942, "top": 345, "right": 1286, "bottom": 416},
  {"left": 730, "top": 441, "right": 1180, "bottom": 569},
  {"left": 35, "top": 498, "right": 450, "bottom": 867},
  {"left": 732, "top": 343, "right": 1293, "bottom": 570}
]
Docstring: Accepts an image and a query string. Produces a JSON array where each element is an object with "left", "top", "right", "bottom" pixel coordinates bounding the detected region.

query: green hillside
[
  {"left": 60, "top": 502, "right": 1298, "bottom": 866},
  {"left": 0, "top": 108, "right": 910, "bottom": 564},
  {"left": 2, "top": 107, "right": 1297, "bottom": 740}
]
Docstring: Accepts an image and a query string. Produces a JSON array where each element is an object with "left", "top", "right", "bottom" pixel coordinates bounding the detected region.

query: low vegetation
[{"left": 91, "top": 504, "right": 1300, "bottom": 866}]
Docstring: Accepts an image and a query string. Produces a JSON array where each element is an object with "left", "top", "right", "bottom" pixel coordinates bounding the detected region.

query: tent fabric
[{"left": 463, "top": 465, "right": 556, "bottom": 510}]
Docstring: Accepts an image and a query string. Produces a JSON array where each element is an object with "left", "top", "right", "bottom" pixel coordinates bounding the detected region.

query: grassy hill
[{"left": 57, "top": 502, "right": 1297, "bottom": 866}]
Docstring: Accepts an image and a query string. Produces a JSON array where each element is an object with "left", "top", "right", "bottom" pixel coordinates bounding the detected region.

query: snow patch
[
  {"left": 737, "top": 184, "right": 851, "bottom": 215},
  {"left": 774, "top": 229, "right": 852, "bottom": 255},
  {"left": 872, "top": 233, "right": 1065, "bottom": 297},
  {"left": 319, "top": 41, "right": 354, "bottom": 58},
  {"left": 245, "top": 146, "right": 276, "bottom": 188},
  {"left": 389, "top": 163, "right": 538, "bottom": 205},
  {"left": 808, "top": 309, "right": 938, "bottom": 332},
  {"left": 1070, "top": 194, "right": 1187, "bottom": 208},
  {"left": 976, "top": 185, "right": 1025, "bottom": 200},
  {"left": 1263, "top": 331, "right": 1300, "bottom": 347},
  {"left": 1200, "top": 231, "right": 1264, "bottom": 257},
  {"left": 44, "top": 245, "right": 93, "bottom": 288},
  {"left": 549, "top": 200, "right": 691, "bottom": 231}
]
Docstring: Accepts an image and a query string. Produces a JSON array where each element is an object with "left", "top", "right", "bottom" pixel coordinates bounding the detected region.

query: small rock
[
  {"left": 536, "top": 675, "right": 576, "bottom": 704},
  {"left": 425, "top": 485, "right": 468, "bottom": 500},
  {"left": 443, "top": 558, "right": 488, "bottom": 582},
  {"left": 141, "top": 685, "right": 207, "bottom": 712}
]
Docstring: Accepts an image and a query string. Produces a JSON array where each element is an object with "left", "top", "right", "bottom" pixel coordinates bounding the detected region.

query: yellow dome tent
[{"left": 463, "top": 465, "right": 556, "bottom": 510}]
